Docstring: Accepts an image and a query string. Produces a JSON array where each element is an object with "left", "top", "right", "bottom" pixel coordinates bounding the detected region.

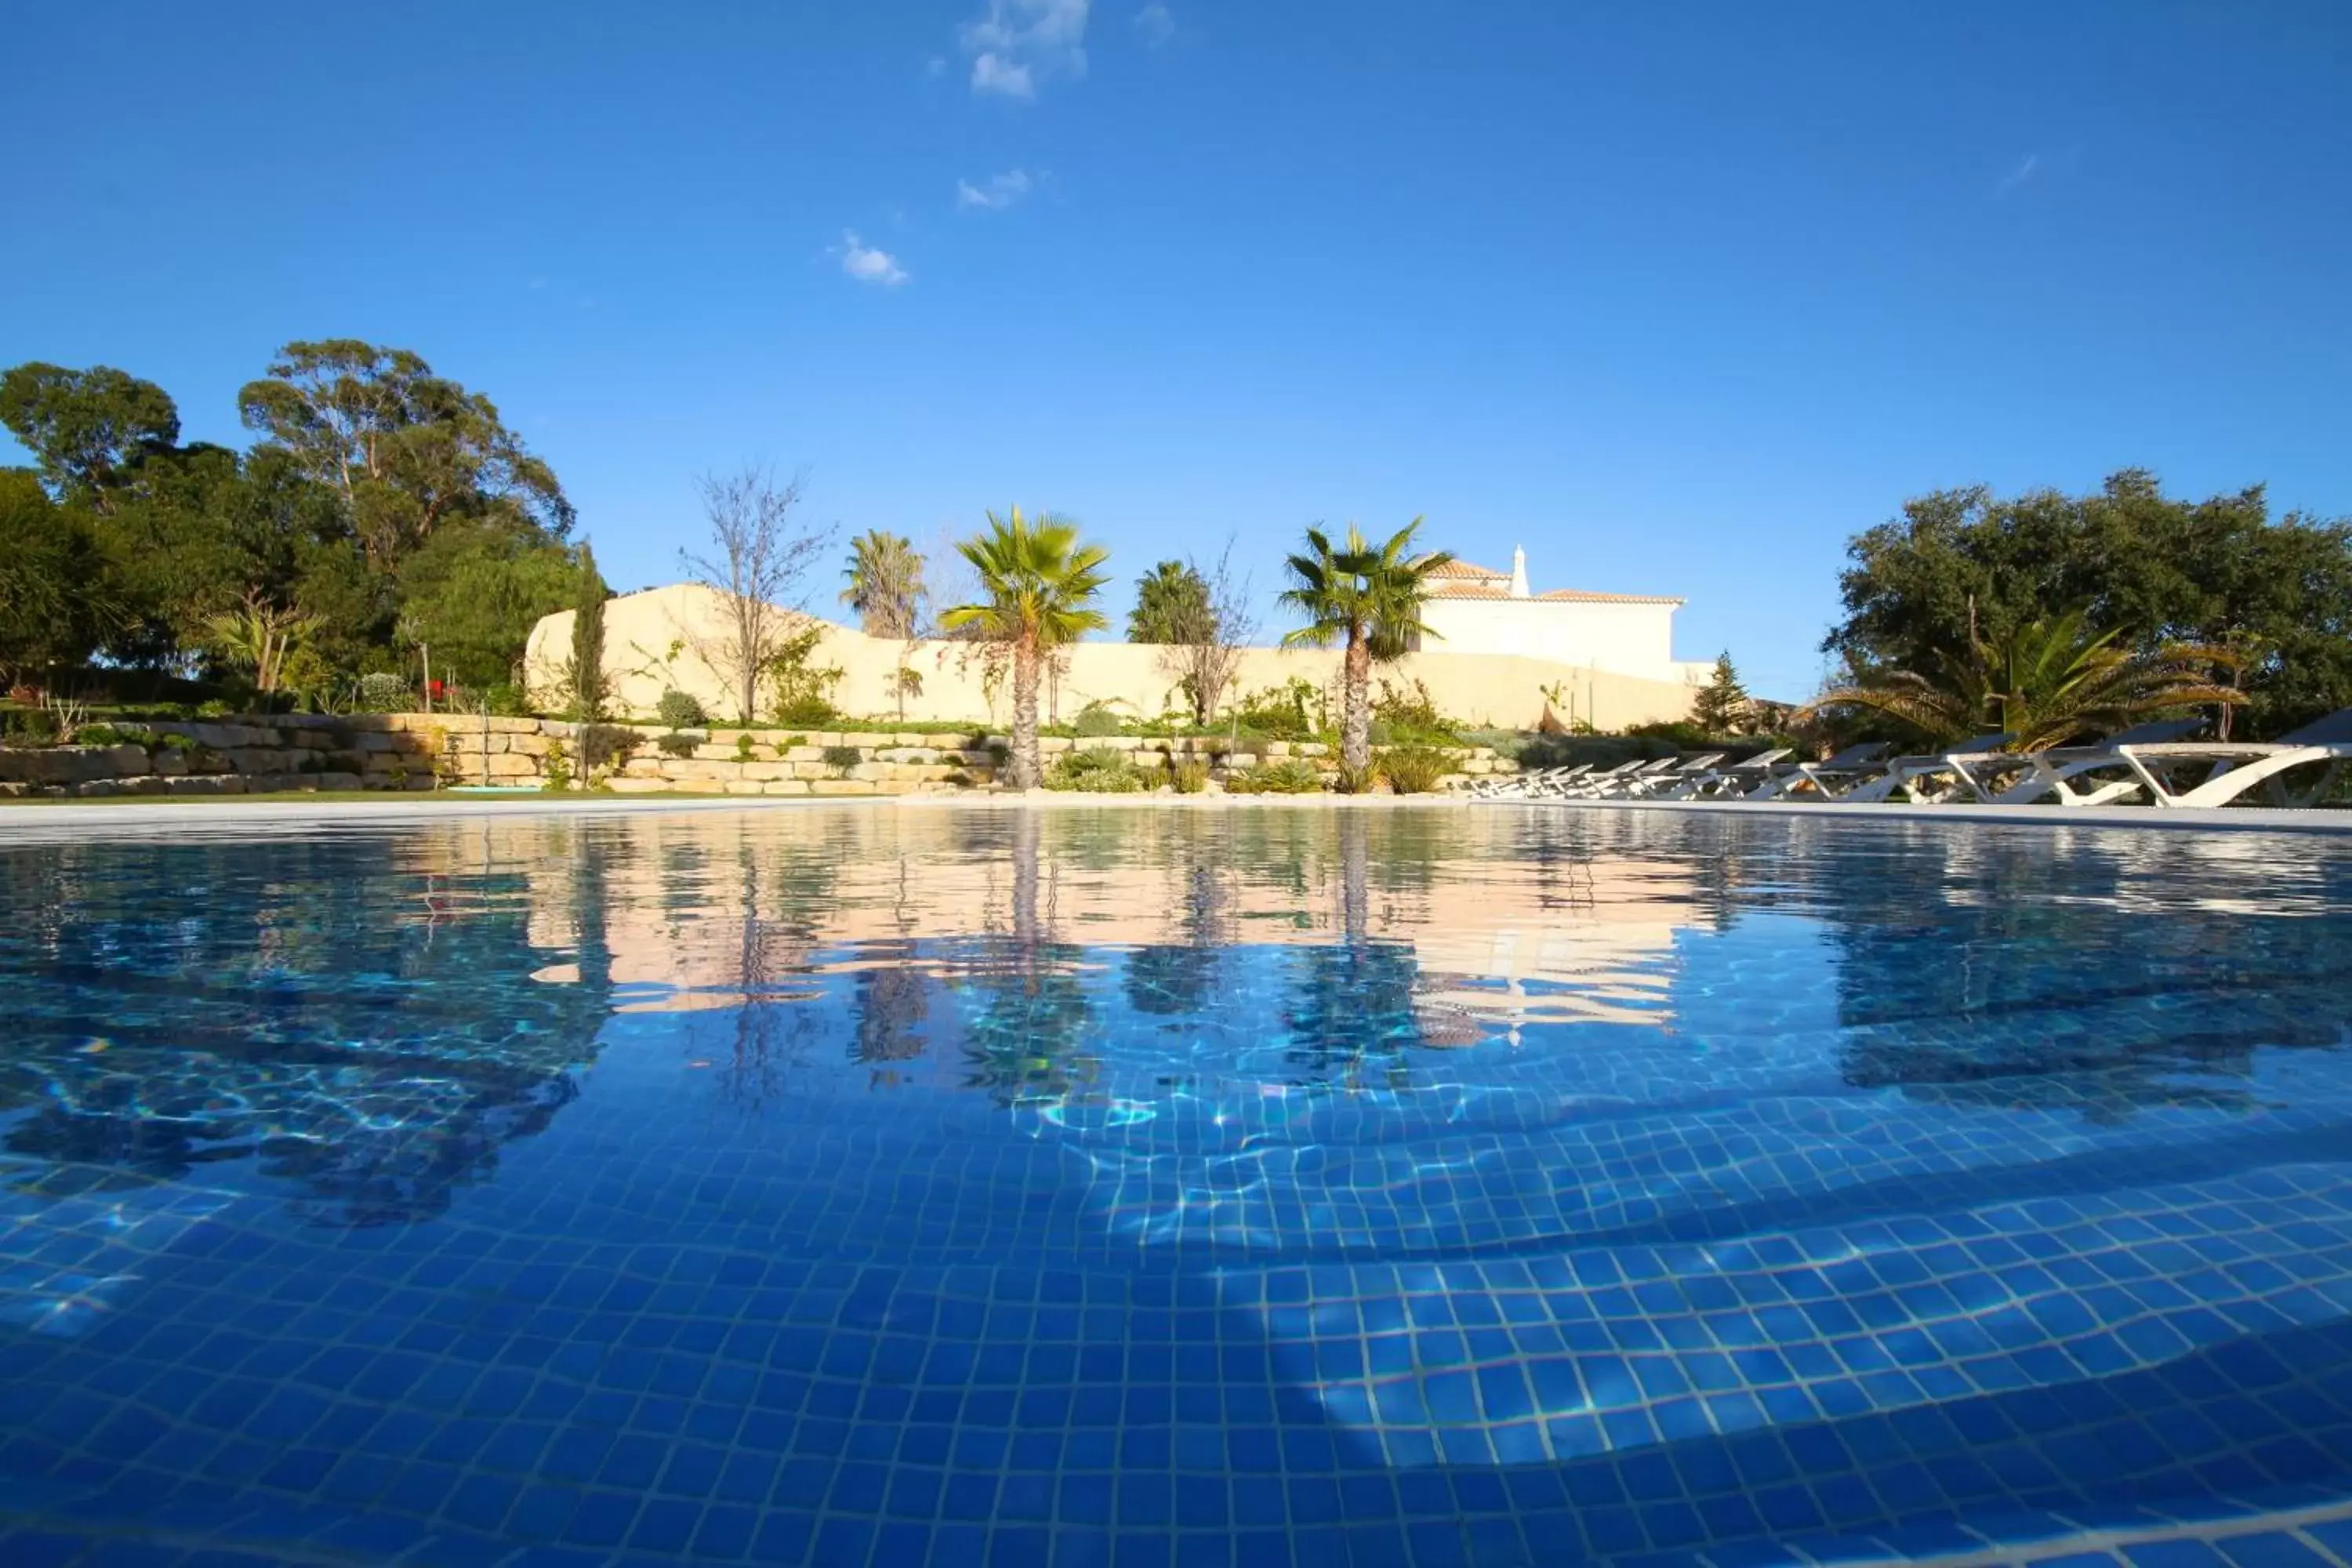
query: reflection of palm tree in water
[
  {"left": 1123, "top": 839, "right": 1234, "bottom": 1017},
  {"left": 962, "top": 811, "right": 1097, "bottom": 1108},
  {"left": 1284, "top": 813, "right": 1423, "bottom": 1094},
  {"left": 852, "top": 960, "right": 930, "bottom": 1065}
]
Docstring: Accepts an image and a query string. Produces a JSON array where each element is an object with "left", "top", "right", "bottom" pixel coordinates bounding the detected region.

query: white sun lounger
[
  {"left": 1621, "top": 753, "right": 1725, "bottom": 799},
  {"left": 2097, "top": 706, "right": 2352, "bottom": 809},
  {"left": 1980, "top": 719, "right": 2206, "bottom": 806},
  {"left": 1669, "top": 748, "right": 1792, "bottom": 800},
  {"left": 1839, "top": 733, "right": 2016, "bottom": 804},
  {"left": 1746, "top": 742, "right": 1893, "bottom": 800},
  {"left": 1577, "top": 757, "right": 1684, "bottom": 798}
]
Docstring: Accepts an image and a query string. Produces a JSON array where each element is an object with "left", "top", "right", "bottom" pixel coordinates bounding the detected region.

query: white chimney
[{"left": 1509, "top": 545, "right": 1530, "bottom": 599}]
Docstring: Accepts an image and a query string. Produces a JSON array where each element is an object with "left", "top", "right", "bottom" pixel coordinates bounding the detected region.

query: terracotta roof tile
[
  {"left": 1536, "top": 589, "right": 1686, "bottom": 605},
  {"left": 1425, "top": 559, "right": 1504, "bottom": 580}
]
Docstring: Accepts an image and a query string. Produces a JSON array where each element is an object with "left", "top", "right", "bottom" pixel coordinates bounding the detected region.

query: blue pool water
[{"left": 2, "top": 805, "right": 2351, "bottom": 1567}]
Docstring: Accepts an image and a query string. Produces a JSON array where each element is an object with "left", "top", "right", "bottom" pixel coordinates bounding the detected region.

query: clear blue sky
[{"left": 7, "top": 1, "right": 2349, "bottom": 699}]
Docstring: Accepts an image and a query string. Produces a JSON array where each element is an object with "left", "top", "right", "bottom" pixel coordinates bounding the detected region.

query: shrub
[
  {"left": 73, "top": 722, "right": 129, "bottom": 748},
  {"left": 156, "top": 731, "right": 199, "bottom": 753},
  {"left": 580, "top": 724, "right": 641, "bottom": 769},
  {"left": 1234, "top": 678, "right": 1322, "bottom": 740},
  {"left": 1225, "top": 758, "right": 1324, "bottom": 794},
  {"left": 543, "top": 738, "right": 572, "bottom": 790},
  {"left": 656, "top": 689, "right": 706, "bottom": 728},
  {"left": 822, "top": 744, "right": 862, "bottom": 775},
  {"left": 1047, "top": 746, "right": 1149, "bottom": 793},
  {"left": 196, "top": 699, "right": 236, "bottom": 718},
  {"left": 1371, "top": 678, "right": 1461, "bottom": 743},
  {"left": 1072, "top": 702, "right": 1124, "bottom": 739},
  {"left": 735, "top": 734, "right": 759, "bottom": 761},
  {"left": 357, "top": 672, "right": 412, "bottom": 713},
  {"left": 1170, "top": 759, "right": 1209, "bottom": 794},
  {"left": 655, "top": 732, "right": 699, "bottom": 759},
  {"left": 2, "top": 709, "right": 61, "bottom": 748},
  {"left": 1379, "top": 745, "right": 1451, "bottom": 794},
  {"left": 1333, "top": 761, "right": 1379, "bottom": 795},
  {"left": 483, "top": 683, "right": 532, "bottom": 717},
  {"left": 768, "top": 626, "right": 844, "bottom": 727}
]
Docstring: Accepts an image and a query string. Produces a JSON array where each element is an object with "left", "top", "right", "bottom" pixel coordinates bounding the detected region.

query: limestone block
[
  {"left": 317, "top": 771, "right": 364, "bottom": 791},
  {"left": 1038, "top": 737, "right": 1072, "bottom": 753},
  {"left": 487, "top": 717, "right": 541, "bottom": 735},
  {"left": 738, "top": 761, "right": 793, "bottom": 782},
  {"left": 350, "top": 732, "right": 403, "bottom": 753},
  {"left": 486, "top": 753, "right": 539, "bottom": 779},
  {"left": 604, "top": 777, "right": 672, "bottom": 794},
  {"left": 811, "top": 779, "right": 877, "bottom": 795},
  {"left": 242, "top": 774, "right": 297, "bottom": 794},
  {"left": 621, "top": 759, "right": 665, "bottom": 779},
  {"left": 165, "top": 775, "right": 246, "bottom": 796},
  {"left": 782, "top": 746, "right": 825, "bottom": 763},
  {"left": 289, "top": 730, "right": 335, "bottom": 750},
  {"left": 764, "top": 779, "right": 811, "bottom": 796},
  {"left": 724, "top": 781, "right": 768, "bottom": 796},
  {"left": 670, "top": 778, "right": 731, "bottom": 794}
]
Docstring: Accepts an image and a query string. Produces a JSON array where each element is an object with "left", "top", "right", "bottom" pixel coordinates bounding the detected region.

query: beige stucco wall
[
  {"left": 525, "top": 583, "right": 1699, "bottom": 731},
  {"left": 1418, "top": 596, "right": 1681, "bottom": 680}
]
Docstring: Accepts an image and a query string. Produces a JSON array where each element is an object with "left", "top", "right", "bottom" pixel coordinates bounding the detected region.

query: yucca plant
[
  {"left": 940, "top": 508, "right": 1111, "bottom": 789},
  {"left": 203, "top": 591, "right": 324, "bottom": 696},
  {"left": 1800, "top": 608, "right": 2243, "bottom": 752}
]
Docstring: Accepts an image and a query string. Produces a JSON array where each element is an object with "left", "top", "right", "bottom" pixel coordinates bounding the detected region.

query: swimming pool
[{"left": 2, "top": 805, "right": 2349, "bottom": 1566}]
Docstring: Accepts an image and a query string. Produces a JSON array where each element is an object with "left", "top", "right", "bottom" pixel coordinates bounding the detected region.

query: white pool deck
[{"left": 1, "top": 791, "right": 2347, "bottom": 839}]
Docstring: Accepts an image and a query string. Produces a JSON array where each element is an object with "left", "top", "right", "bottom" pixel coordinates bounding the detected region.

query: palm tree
[
  {"left": 1798, "top": 608, "right": 2243, "bottom": 752},
  {"left": 840, "top": 530, "right": 926, "bottom": 638},
  {"left": 204, "top": 591, "right": 323, "bottom": 696},
  {"left": 1277, "top": 520, "right": 1454, "bottom": 775},
  {"left": 940, "top": 508, "right": 1111, "bottom": 789}
]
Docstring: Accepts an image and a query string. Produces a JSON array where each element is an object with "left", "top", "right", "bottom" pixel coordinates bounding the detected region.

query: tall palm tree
[
  {"left": 1799, "top": 608, "right": 2244, "bottom": 752},
  {"left": 940, "top": 508, "right": 1111, "bottom": 789},
  {"left": 1277, "top": 520, "right": 1454, "bottom": 775},
  {"left": 840, "top": 530, "right": 926, "bottom": 638}
]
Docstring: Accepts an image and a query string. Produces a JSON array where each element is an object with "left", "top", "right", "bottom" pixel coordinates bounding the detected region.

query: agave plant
[{"left": 1799, "top": 608, "right": 2243, "bottom": 752}]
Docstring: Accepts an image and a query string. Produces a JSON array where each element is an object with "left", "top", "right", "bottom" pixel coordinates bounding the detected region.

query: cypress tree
[
  {"left": 571, "top": 543, "right": 608, "bottom": 722},
  {"left": 1691, "top": 651, "right": 1749, "bottom": 734}
]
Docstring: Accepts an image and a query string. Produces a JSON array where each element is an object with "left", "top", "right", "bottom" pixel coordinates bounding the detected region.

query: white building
[{"left": 1417, "top": 547, "right": 1706, "bottom": 685}]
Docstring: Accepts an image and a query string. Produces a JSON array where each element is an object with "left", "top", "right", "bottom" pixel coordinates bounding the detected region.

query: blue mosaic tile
[{"left": 1, "top": 809, "right": 2350, "bottom": 1565}]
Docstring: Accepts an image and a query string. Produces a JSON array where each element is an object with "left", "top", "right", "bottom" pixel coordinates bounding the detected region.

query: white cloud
[
  {"left": 1133, "top": 3, "right": 1174, "bottom": 45},
  {"left": 956, "top": 169, "right": 1036, "bottom": 210},
  {"left": 838, "top": 232, "right": 909, "bottom": 287},
  {"left": 958, "top": 0, "right": 1090, "bottom": 99},
  {"left": 1996, "top": 152, "right": 2041, "bottom": 194}
]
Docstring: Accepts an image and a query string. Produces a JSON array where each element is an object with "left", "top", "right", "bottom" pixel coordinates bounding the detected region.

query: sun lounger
[
  {"left": 1839, "top": 733, "right": 2015, "bottom": 804},
  {"left": 1668, "top": 748, "right": 1793, "bottom": 799},
  {"left": 1541, "top": 759, "right": 1647, "bottom": 798},
  {"left": 2096, "top": 706, "right": 2352, "bottom": 809},
  {"left": 1621, "top": 753, "right": 1725, "bottom": 799},
  {"left": 1981, "top": 719, "right": 2206, "bottom": 806},
  {"left": 1469, "top": 764, "right": 1589, "bottom": 800},
  {"left": 1746, "top": 742, "right": 1892, "bottom": 800},
  {"left": 1576, "top": 757, "right": 1683, "bottom": 798}
]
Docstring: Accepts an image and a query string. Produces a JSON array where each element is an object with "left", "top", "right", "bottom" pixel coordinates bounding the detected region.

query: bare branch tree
[
  {"left": 680, "top": 466, "right": 833, "bottom": 722},
  {"left": 1157, "top": 538, "right": 1257, "bottom": 724}
]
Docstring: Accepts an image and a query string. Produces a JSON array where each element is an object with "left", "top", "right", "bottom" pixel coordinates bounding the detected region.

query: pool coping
[{"left": 1, "top": 789, "right": 2349, "bottom": 840}]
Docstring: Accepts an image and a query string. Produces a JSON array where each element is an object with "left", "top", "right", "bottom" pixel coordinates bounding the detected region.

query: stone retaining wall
[{"left": 1, "top": 713, "right": 1515, "bottom": 799}]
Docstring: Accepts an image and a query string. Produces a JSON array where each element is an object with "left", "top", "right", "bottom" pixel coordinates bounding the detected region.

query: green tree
[
  {"left": 840, "top": 530, "right": 926, "bottom": 637},
  {"left": 1127, "top": 560, "right": 1212, "bottom": 644},
  {"left": 1828, "top": 470, "right": 2352, "bottom": 738},
  {"left": 1800, "top": 608, "right": 2243, "bottom": 752},
  {"left": 570, "top": 543, "right": 608, "bottom": 721},
  {"left": 203, "top": 591, "right": 324, "bottom": 697},
  {"left": 0, "top": 362, "right": 180, "bottom": 507},
  {"left": 238, "top": 340, "right": 572, "bottom": 569},
  {"left": 1690, "top": 652, "right": 1749, "bottom": 733},
  {"left": 940, "top": 508, "right": 1111, "bottom": 789},
  {"left": 395, "top": 522, "right": 580, "bottom": 691},
  {"left": 0, "top": 470, "right": 125, "bottom": 686},
  {"left": 1277, "top": 520, "right": 1454, "bottom": 774}
]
